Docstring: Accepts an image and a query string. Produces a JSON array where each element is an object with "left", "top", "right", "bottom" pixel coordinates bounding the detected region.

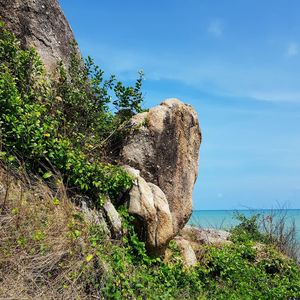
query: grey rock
[
  {"left": 180, "top": 225, "right": 232, "bottom": 245},
  {"left": 81, "top": 201, "right": 110, "bottom": 237},
  {"left": 103, "top": 199, "right": 123, "bottom": 239},
  {"left": 0, "top": 0, "right": 79, "bottom": 73}
]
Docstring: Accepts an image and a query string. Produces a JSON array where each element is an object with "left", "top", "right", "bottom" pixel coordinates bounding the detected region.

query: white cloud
[
  {"left": 208, "top": 19, "right": 223, "bottom": 37},
  {"left": 287, "top": 42, "right": 298, "bottom": 57},
  {"left": 249, "top": 91, "right": 300, "bottom": 102}
]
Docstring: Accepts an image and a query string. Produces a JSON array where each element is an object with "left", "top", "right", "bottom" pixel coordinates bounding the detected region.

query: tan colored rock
[
  {"left": 148, "top": 183, "right": 173, "bottom": 248},
  {"left": 180, "top": 225, "right": 232, "bottom": 246},
  {"left": 121, "top": 99, "right": 201, "bottom": 234},
  {"left": 0, "top": 0, "right": 79, "bottom": 74},
  {"left": 125, "top": 166, "right": 173, "bottom": 256},
  {"left": 173, "top": 236, "right": 197, "bottom": 267}
]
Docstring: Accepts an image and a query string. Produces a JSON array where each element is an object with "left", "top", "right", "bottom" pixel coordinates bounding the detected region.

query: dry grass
[
  {"left": 259, "top": 208, "right": 300, "bottom": 261},
  {"left": 0, "top": 165, "right": 103, "bottom": 299}
]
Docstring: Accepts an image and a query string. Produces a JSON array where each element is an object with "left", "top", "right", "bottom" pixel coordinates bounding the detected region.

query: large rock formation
[
  {"left": 121, "top": 99, "right": 201, "bottom": 235},
  {"left": 0, "top": 0, "right": 202, "bottom": 258},
  {"left": 0, "top": 0, "right": 78, "bottom": 73}
]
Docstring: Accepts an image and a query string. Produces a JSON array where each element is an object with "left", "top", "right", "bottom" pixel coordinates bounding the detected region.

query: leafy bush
[
  {"left": 0, "top": 21, "right": 145, "bottom": 206},
  {"left": 53, "top": 49, "right": 144, "bottom": 150},
  {"left": 202, "top": 243, "right": 300, "bottom": 299},
  {"left": 231, "top": 211, "right": 300, "bottom": 261},
  {"left": 231, "top": 212, "right": 265, "bottom": 243}
]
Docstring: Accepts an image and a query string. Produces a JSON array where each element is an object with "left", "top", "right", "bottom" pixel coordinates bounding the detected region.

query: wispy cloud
[
  {"left": 79, "top": 39, "right": 300, "bottom": 104},
  {"left": 287, "top": 42, "right": 298, "bottom": 57},
  {"left": 208, "top": 19, "right": 224, "bottom": 37},
  {"left": 249, "top": 91, "right": 300, "bottom": 102}
]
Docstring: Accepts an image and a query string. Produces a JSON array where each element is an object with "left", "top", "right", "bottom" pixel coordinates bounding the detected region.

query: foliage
[
  {"left": 90, "top": 208, "right": 300, "bottom": 299},
  {"left": 260, "top": 209, "right": 300, "bottom": 260},
  {"left": 231, "top": 211, "right": 300, "bottom": 261},
  {"left": 0, "top": 21, "right": 145, "bottom": 206},
  {"left": 201, "top": 243, "right": 300, "bottom": 299},
  {"left": 53, "top": 49, "right": 144, "bottom": 149},
  {"left": 230, "top": 212, "right": 265, "bottom": 243}
]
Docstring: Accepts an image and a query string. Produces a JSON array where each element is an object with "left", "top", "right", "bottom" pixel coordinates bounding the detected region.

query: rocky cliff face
[{"left": 0, "top": 0, "right": 78, "bottom": 73}]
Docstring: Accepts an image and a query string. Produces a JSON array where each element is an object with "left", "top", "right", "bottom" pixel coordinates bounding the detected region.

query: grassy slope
[{"left": 0, "top": 165, "right": 300, "bottom": 299}]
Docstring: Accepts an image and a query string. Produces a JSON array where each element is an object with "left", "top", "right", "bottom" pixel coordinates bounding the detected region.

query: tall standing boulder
[
  {"left": 120, "top": 98, "right": 201, "bottom": 235},
  {"left": 0, "top": 0, "right": 79, "bottom": 73}
]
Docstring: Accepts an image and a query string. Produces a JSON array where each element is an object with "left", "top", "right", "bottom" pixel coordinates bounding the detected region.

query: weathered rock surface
[
  {"left": 180, "top": 225, "right": 232, "bottom": 246},
  {"left": 121, "top": 99, "right": 201, "bottom": 235},
  {"left": 103, "top": 199, "right": 123, "bottom": 239},
  {"left": 124, "top": 166, "right": 173, "bottom": 255},
  {"left": 80, "top": 197, "right": 123, "bottom": 239},
  {"left": 80, "top": 201, "right": 110, "bottom": 237},
  {"left": 173, "top": 237, "right": 197, "bottom": 267},
  {"left": 0, "top": 0, "right": 79, "bottom": 73}
]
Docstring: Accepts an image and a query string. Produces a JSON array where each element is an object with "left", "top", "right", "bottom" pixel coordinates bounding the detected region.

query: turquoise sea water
[{"left": 189, "top": 209, "right": 300, "bottom": 243}]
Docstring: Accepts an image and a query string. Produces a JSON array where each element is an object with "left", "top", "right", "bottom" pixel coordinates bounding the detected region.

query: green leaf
[
  {"left": 8, "top": 155, "right": 15, "bottom": 162},
  {"left": 42, "top": 171, "right": 53, "bottom": 179},
  {"left": 85, "top": 254, "right": 93, "bottom": 262}
]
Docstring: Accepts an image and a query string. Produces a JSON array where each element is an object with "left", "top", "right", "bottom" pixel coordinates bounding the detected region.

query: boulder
[
  {"left": 180, "top": 225, "right": 232, "bottom": 246},
  {"left": 103, "top": 199, "right": 123, "bottom": 239},
  {"left": 80, "top": 201, "right": 110, "bottom": 238},
  {"left": 173, "top": 237, "right": 197, "bottom": 267},
  {"left": 0, "top": 0, "right": 79, "bottom": 73},
  {"left": 120, "top": 99, "right": 201, "bottom": 234},
  {"left": 124, "top": 166, "right": 173, "bottom": 256}
]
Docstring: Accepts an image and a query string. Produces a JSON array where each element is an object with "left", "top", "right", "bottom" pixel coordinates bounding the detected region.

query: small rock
[
  {"left": 173, "top": 236, "right": 197, "bottom": 267},
  {"left": 103, "top": 199, "right": 123, "bottom": 239},
  {"left": 180, "top": 225, "right": 232, "bottom": 245}
]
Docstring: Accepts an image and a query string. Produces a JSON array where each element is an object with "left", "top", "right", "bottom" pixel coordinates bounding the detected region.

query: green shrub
[
  {"left": 231, "top": 212, "right": 265, "bottom": 243},
  {"left": 0, "top": 21, "right": 144, "bottom": 206},
  {"left": 86, "top": 208, "right": 300, "bottom": 299}
]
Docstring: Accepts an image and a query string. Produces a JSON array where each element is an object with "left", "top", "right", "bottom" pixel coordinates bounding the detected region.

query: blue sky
[{"left": 59, "top": 0, "right": 300, "bottom": 210}]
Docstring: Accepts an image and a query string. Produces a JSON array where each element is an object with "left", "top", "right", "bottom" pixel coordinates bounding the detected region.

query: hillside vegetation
[{"left": 0, "top": 22, "right": 300, "bottom": 299}]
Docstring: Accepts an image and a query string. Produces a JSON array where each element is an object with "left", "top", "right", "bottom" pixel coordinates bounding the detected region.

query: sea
[{"left": 189, "top": 209, "right": 300, "bottom": 244}]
